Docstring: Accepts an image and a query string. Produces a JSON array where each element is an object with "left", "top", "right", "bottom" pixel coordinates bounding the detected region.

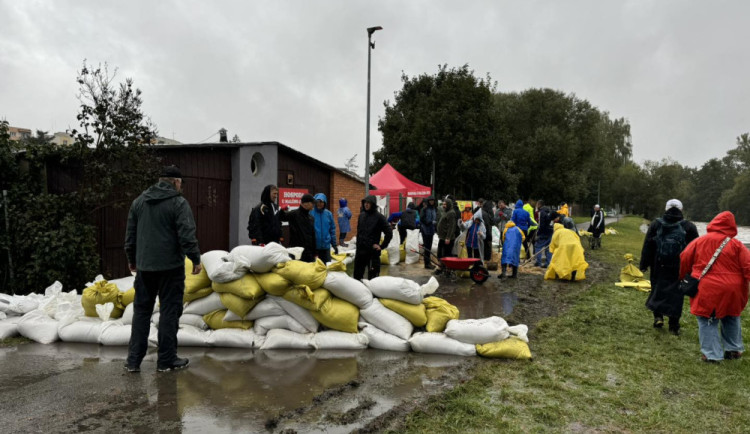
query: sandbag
[
  {"left": 409, "top": 332, "right": 476, "bottom": 356},
  {"left": 219, "top": 292, "right": 262, "bottom": 318},
  {"left": 185, "top": 256, "right": 211, "bottom": 293},
  {"left": 444, "top": 317, "right": 509, "bottom": 345},
  {"left": 253, "top": 315, "right": 308, "bottom": 335},
  {"left": 364, "top": 276, "right": 438, "bottom": 305},
  {"left": 122, "top": 303, "right": 134, "bottom": 325},
  {"left": 476, "top": 337, "right": 532, "bottom": 360},
  {"left": 380, "top": 249, "right": 390, "bottom": 265},
  {"left": 310, "top": 297, "right": 359, "bottom": 333},
  {"left": 259, "top": 329, "right": 315, "bottom": 350},
  {"left": 282, "top": 286, "right": 331, "bottom": 311},
  {"left": 227, "top": 242, "right": 291, "bottom": 273},
  {"left": 359, "top": 299, "right": 413, "bottom": 340},
  {"left": 58, "top": 318, "right": 103, "bottom": 344},
  {"left": 358, "top": 321, "right": 410, "bottom": 352},
  {"left": 322, "top": 271, "right": 373, "bottom": 308},
  {"left": 202, "top": 250, "right": 244, "bottom": 283},
  {"left": 208, "top": 328, "right": 262, "bottom": 348},
  {"left": 180, "top": 313, "right": 209, "bottom": 330},
  {"left": 268, "top": 295, "right": 319, "bottom": 333},
  {"left": 0, "top": 294, "right": 38, "bottom": 315},
  {"left": 183, "top": 292, "right": 224, "bottom": 316},
  {"left": 386, "top": 230, "right": 401, "bottom": 265},
  {"left": 272, "top": 259, "right": 328, "bottom": 289},
  {"left": 405, "top": 229, "right": 420, "bottom": 264},
  {"left": 212, "top": 274, "right": 265, "bottom": 300},
  {"left": 423, "top": 296, "right": 460, "bottom": 333},
  {"left": 176, "top": 325, "right": 212, "bottom": 346},
  {"left": 254, "top": 272, "right": 293, "bottom": 296},
  {"left": 203, "top": 309, "right": 253, "bottom": 330},
  {"left": 314, "top": 330, "right": 369, "bottom": 350},
  {"left": 82, "top": 280, "right": 123, "bottom": 318},
  {"left": 222, "top": 297, "right": 286, "bottom": 322},
  {"left": 620, "top": 253, "right": 645, "bottom": 283},
  {"left": 96, "top": 302, "right": 116, "bottom": 321},
  {"left": 508, "top": 324, "right": 529, "bottom": 343},
  {"left": 17, "top": 310, "right": 60, "bottom": 344},
  {"left": 184, "top": 287, "right": 213, "bottom": 303},
  {"left": 379, "top": 298, "right": 428, "bottom": 327},
  {"left": 119, "top": 288, "right": 136, "bottom": 307},
  {"left": 0, "top": 317, "right": 21, "bottom": 339},
  {"left": 99, "top": 321, "right": 132, "bottom": 346}
]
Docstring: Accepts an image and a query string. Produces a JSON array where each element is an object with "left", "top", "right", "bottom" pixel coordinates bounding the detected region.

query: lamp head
[{"left": 367, "top": 26, "right": 383, "bottom": 36}]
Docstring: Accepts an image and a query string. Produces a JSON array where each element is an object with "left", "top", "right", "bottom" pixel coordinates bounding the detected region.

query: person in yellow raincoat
[{"left": 544, "top": 223, "right": 588, "bottom": 281}]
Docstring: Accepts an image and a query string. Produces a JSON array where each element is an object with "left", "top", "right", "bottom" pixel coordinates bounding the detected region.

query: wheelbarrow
[{"left": 417, "top": 246, "right": 490, "bottom": 284}]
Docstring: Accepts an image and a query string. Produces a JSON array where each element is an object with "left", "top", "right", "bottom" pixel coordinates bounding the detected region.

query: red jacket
[{"left": 679, "top": 211, "right": 750, "bottom": 318}]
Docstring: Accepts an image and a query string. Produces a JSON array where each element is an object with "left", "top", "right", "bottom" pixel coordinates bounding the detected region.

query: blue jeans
[
  {"left": 696, "top": 315, "right": 744, "bottom": 361},
  {"left": 534, "top": 236, "right": 552, "bottom": 267}
]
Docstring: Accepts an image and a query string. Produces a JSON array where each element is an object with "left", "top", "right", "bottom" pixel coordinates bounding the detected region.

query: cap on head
[
  {"left": 665, "top": 199, "right": 683, "bottom": 211},
  {"left": 301, "top": 194, "right": 315, "bottom": 204},
  {"left": 161, "top": 165, "right": 182, "bottom": 178}
]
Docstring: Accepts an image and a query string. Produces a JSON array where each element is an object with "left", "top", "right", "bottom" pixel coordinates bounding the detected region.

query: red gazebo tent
[{"left": 370, "top": 163, "right": 432, "bottom": 212}]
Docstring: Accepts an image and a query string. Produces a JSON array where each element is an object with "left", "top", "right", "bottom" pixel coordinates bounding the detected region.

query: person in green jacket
[
  {"left": 523, "top": 200, "right": 538, "bottom": 259},
  {"left": 124, "top": 166, "right": 201, "bottom": 373}
]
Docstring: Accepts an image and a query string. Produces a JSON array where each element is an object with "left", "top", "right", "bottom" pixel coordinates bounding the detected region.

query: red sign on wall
[{"left": 278, "top": 188, "right": 309, "bottom": 209}]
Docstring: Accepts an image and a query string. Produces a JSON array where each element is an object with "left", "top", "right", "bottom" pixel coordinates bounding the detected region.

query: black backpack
[{"left": 654, "top": 218, "right": 686, "bottom": 265}]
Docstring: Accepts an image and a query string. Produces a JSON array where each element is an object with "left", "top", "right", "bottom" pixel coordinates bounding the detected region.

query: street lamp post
[{"left": 365, "top": 26, "right": 382, "bottom": 196}]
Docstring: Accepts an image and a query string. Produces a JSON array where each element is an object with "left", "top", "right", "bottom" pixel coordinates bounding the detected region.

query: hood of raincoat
[
  {"left": 553, "top": 223, "right": 564, "bottom": 232},
  {"left": 505, "top": 220, "right": 516, "bottom": 229},
  {"left": 144, "top": 181, "right": 181, "bottom": 203},
  {"left": 362, "top": 195, "right": 377, "bottom": 212},
  {"left": 339, "top": 198, "right": 348, "bottom": 208},
  {"left": 260, "top": 185, "right": 276, "bottom": 204},
  {"left": 515, "top": 199, "right": 524, "bottom": 209},
  {"left": 706, "top": 211, "right": 738, "bottom": 238},
  {"left": 473, "top": 209, "right": 484, "bottom": 224},
  {"left": 314, "top": 193, "right": 327, "bottom": 205},
  {"left": 443, "top": 198, "right": 453, "bottom": 209},
  {"left": 558, "top": 204, "right": 569, "bottom": 217}
]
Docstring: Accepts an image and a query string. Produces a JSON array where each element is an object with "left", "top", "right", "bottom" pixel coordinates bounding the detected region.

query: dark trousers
[
  {"left": 300, "top": 248, "right": 316, "bottom": 263},
  {"left": 127, "top": 266, "right": 184, "bottom": 368},
  {"left": 339, "top": 232, "right": 347, "bottom": 244},
  {"left": 317, "top": 248, "right": 332, "bottom": 264},
  {"left": 523, "top": 229, "right": 536, "bottom": 257},
  {"left": 354, "top": 248, "right": 381, "bottom": 280},
  {"left": 422, "top": 229, "right": 435, "bottom": 265},
  {"left": 398, "top": 226, "right": 407, "bottom": 244},
  {"left": 437, "top": 239, "right": 455, "bottom": 259},
  {"left": 467, "top": 248, "right": 482, "bottom": 261}
]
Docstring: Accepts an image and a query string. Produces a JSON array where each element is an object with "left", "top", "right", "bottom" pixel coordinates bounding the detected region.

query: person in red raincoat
[{"left": 679, "top": 211, "right": 750, "bottom": 363}]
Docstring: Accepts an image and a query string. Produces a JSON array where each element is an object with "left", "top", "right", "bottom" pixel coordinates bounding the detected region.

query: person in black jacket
[
  {"left": 420, "top": 196, "right": 438, "bottom": 269},
  {"left": 640, "top": 199, "right": 699, "bottom": 335},
  {"left": 354, "top": 195, "right": 393, "bottom": 280},
  {"left": 279, "top": 194, "right": 316, "bottom": 262},
  {"left": 533, "top": 200, "right": 556, "bottom": 268},
  {"left": 247, "top": 185, "right": 282, "bottom": 245}
]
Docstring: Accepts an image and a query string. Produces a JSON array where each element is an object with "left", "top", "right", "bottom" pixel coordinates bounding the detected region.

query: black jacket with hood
[
  {"left": 436, "top": 198, "right": 458, "bottom": 241},
  {"left": 280, "top": 206, "right": 316, "bottom": 253},
  {"left": 356, "top": 195, "right": 393, "bottom": 251},
  {"left": 247, "top": 185, "right": 282, "bottom": 244},
  {"left": 125, "top": 180, "right": 201, "bottom": 271}
]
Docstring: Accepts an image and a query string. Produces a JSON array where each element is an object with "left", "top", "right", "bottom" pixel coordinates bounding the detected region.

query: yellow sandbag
[
  {"left": 184, "top": 287, "right": 213, "bottom": 303},
  {"left": 331, "top": 253, "right": 348, "bottom": 263},
  {"left": 579, "top": 230, "right": 592, "bottom": 237},
  {"left": 326, "top": 261, "right": 347, "bottom": 272},
  {"left": 255, "top": 272, "right": 292, "bottom": 296},
  {"left": 82, "top": 280, "right": 124, "bottom": 318},
  {"left": 380, "top": 249, "right": 389, "bottom": 265},
  {"left": 605, "top": 228, "right": 618, "bottom": 235},
  {"left": 456, "top": 243, "right": 469, "bottom": 278},
  {"left": 423, "top": 296, "right": 459, "bottom": 332},
  {"left": 219, "top": 292, "right": 262, "bottom": 318},
  {"left": 399, "top": 244, "right": 406, "bottom": 262},
  {"left": 203, "top": 309, "right": 253, "bottom": 330},
  {"left": 615, "top": 281, "right": 651, "bottom": 292},
  {"left": 380, "top": 298, "right": 427, "bottom": 327},
  {"left": 212, "top": 274, "right": 265, "bottom": 299},
  {"left": 119, "top": 288, "right": 136, "bottom": 307},
  {"left": 544, "top": 223, "right": 588, "bottom": 281},
  {"left": 620, "top": 253, "right": 644, "bottom": 282},
  {"left": 272, "top": 258, "right": 328, "bottom": 289},
  {"left": 476, "top": 337, "right": 532, "bottom": 360},
  {"left": 282, "top": 286, "right": 331, "bottom": 312},
  {"left": 185, "top": 257, "right": 211, "bottom": 294},
  {"left": 310, "top": 296, "right": 359, "bottom": 333}
]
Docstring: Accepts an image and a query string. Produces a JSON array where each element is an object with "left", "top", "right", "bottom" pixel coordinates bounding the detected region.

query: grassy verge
[
  {"left": 0, "top": 336, "right": 31, "bottom": 348},
  {"left": 399, "top": 216, "right": 750, "bottom": 433}
]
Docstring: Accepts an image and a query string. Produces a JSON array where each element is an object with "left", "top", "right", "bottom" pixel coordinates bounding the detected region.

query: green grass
[
  {"left": 399, "top": 216, "right": 750, "bottom": 433},
  {"left": 0, "top": 336, "right": 31, "bottom": 347}
]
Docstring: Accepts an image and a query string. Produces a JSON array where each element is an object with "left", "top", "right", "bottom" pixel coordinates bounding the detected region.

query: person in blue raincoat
[
  {"left": 463, "top": 210, "right": 486, "bottom": 262},
  {"left": 511, "top": 199, "right": 532, "bottom": 239},
  {"left": 337, "top": 198, "right": 352, "bottom": 247},
  {"left": 499, "top": 220, "right": 525, "bottom": 279},
  {"left": 312, "top": 193, "right": 338, "bottom": 263}
]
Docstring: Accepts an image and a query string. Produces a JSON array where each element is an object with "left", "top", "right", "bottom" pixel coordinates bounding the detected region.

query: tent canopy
[{"left": 370, "top": 163, "right": 432, "bottom": 212}]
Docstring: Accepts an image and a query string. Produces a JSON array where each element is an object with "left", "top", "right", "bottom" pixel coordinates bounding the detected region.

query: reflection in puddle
[{"left": 441, "top": 286, "right": 518, "bottom": 319}]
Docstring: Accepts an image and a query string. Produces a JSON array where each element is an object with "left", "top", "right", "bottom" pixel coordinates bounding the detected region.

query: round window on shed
[{"left": 251, "top": 152, "right": 265, "bottom": 176}]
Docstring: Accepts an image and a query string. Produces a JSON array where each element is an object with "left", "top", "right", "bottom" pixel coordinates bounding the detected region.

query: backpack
[{"left": 654, "top": 218, "right": 686, "bottom": 265}]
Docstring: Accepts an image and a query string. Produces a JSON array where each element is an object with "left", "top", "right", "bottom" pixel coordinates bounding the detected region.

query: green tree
[{"left": 683, "top": 157, "right": 738, "bottom": 222}]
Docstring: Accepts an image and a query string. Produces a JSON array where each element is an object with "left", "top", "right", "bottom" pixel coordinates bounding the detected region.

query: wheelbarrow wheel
[{"left": 469, "top": 263, "right": 490, "bottom": 284}]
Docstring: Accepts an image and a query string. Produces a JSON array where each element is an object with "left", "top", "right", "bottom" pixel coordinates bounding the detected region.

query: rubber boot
[
  {"left": 510, "top": 265, "right": 518, "bottom": 278},
  {"left": 498, "top": 264, "right": 507, "bottom": 279}
]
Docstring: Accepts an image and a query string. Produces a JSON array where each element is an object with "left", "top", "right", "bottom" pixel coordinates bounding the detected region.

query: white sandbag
[
  {"left": 183, "top": 292, "right": 224, "bottom": 315},
  {"left": 445, "top": 316, "right": 510, "bottom": 344},
  {"left": 44, "top": 281, "right": 64, "bottom": 297},
  {"left": 492, "top": 226, "right": 501, "bottom": 248},
  {"left": 259, "top": 329, "right": 315, "bottom": 350},
  {"left": 408, "top": 332, "right": 477, "bottom": 356},
  {"left": 226, "top": 242, "right": 291, "bottom": 273},
  {"left": 0, "top": 317, "right": 21, "bottom": 339},
  {"left": 386, "top": 230, "right": 401, "bottom": 265},
  {"left": 405, "top": 229, "right": 421, "bottom": 264},
  {"left": 99, "top": 321, "right": 132, "bottom": 346},
  {"left": 207, "top": 328, "right": 262, "bottom": 348},
  {"left": 0, "top": 311, "right": 5, "bottom": 320},
  {"left": 253, "top": 315, "right": 308, "bottom": 335},
  {"left": 122, "top": 303, "right": 134, "bottom": 325},
  {"left": 58, "top": 318, "right": 103, "bottom": 344},
  {"left": 508, "top": 324, "right": 529, "bottom": 343},
  {"left": 148, "top": 324, "right": 209, "bottom": 347},
  {"left": 313, "top": 330, "right": 369, "bottom": 350},
  {"left": 358, "top": 321, "right": 410, "bottom": 352},
  {"left": 109, "top": 275, "right": 135, "bottom": 292},
  {"left": 96, "top": 302, "right": 115, "bottom": 321},
  {"left": 286, "top": 246, "right": 305, "bottom": 261},
  {"left": 323, "top": 271, "right": 373, "bottom": 308},
  {"left": 223, "top": 297, "right": 285, "bottom": 321},
  {"left": 363, "top": 276, "right": 438, "bottom": 305},
  {"left": 180, "top": 314, "right": 209, "bottom": 330},
  {"left": 17, "top": 310, "right": 60, "bottom": 344},
  {"left": 0, "top": 294, "right": 39, "bottom": 315},
  {"left": 203, "top": 250, "right": 244, "bottom": 283},
  {"left": 359, "top": 299, "right": 413, "bottom": 340},
  {"left": 432, "top": 233, "right": 439, "bottom": 256},
  {"left": 267, "top": 295, "right": 319, "bottom": 333}
]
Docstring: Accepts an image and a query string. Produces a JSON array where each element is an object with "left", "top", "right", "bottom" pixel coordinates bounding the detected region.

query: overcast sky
[{"left": 2, "top": 0, "right": 748, "bottom": 172}]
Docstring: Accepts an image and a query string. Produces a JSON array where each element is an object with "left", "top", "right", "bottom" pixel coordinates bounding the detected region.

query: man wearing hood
[
  {"left": 511, "top": 199, "right": 532, "bottom": 239},
  {"left": 337, "top": 198, "right": 352, "bottom": 247},
  {"left": 499, "top": 220, "right": 525, "bottom": 278},
  {"left": 247, "top": 185, "right": 282, "bottom": 245},
  {"left": 680, "top": 211, "right": 750, "bottom": 362},
  {"left": 279, "top": 194, "right": 316, "bottom": 262},
  {"left": 124, "top": 166, "right": 201, "bottom": 373},
  {"left": 463, "top": 210, "right": 486, "bottom": 261},
  {"left": 640, "top": 199, "right": 699, "bottom": 335},
  {"left": 534, "top": 200, "right": 557, "bottom": 268},
  {"left": 354, "top": 195, "right": 393, "bottom": 280},
  {"left": 436, "top": 197, "right": 458, "bottom": 260},
  {"left": 420, "top": 196, "right": 438, "bottom": 269},
  {"left": 312, "top": 193, "right": 338, "bottom": 263}
]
